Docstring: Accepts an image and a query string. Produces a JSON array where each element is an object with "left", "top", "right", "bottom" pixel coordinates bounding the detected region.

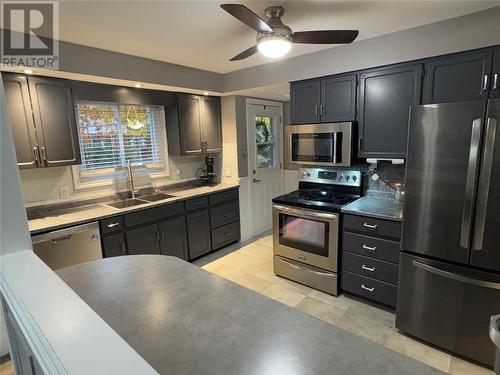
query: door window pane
[{"left": 255, "top": 115, "right": 275, "bottom": 169}]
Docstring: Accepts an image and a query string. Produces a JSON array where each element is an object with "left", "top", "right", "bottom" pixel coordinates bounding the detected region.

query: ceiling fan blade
[
  {"left": 221, "top": 4, "right": 272, "bottom": 33},
  {"left": 230, "top": 45, "right": 258, "bottom": 61},
  {"left": 292, "top": 30, "right": 359, "bottom": 44}
]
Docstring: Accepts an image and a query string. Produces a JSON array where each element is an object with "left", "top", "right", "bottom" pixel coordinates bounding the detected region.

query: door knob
[{"left": 253, "top": 178, "right": 262, "bottom": 183}]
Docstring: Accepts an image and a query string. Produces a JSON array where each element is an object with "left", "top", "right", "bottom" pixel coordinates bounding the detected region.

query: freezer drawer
[{"left": 396, "top": 252, "right": 500, "bottom": 366}]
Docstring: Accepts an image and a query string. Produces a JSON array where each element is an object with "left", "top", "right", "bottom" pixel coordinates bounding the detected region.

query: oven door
[
  {"left": 285, "top": 123, "right": 352, "bottom": 167},
  {"left": 272, "top": 204, "right": 338, "bottom": 272}
]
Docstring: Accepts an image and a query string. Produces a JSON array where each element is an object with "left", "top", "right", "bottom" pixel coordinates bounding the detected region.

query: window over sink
[{"left": 72, "top": 101, "right": 169, "bottom": 189}]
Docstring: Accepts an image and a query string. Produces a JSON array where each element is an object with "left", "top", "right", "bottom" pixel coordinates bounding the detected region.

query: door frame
[{"left": 245, "top": 98, "right": 284, "bottom": 237}]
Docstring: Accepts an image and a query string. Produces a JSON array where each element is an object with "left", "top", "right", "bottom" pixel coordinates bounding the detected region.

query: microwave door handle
[{"left": 333, "top": 132, "right": 337, "bottom": 164}]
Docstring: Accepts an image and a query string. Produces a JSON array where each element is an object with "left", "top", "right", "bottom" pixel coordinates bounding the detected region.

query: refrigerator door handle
[
  {"left": 460, "top": 118, "right": 482, "bottom": 249},
  {"left": 412, "top": 260, "right": 500, "bottom": 290},
  {"left": 472, "top": 117, "right": 497, "bottom": 251}
]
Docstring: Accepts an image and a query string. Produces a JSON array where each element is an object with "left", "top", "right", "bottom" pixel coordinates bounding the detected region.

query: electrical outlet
[
  {"left": 225, "top": 168, "right": 232, "bottom": 177},
  {"left": 59, "top": 186, "right": 69, "bottom": 199}
]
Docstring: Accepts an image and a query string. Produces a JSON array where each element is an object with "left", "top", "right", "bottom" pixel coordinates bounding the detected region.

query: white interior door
[{"left": 247, "top": 100, "right": 283, "bottom": 236}]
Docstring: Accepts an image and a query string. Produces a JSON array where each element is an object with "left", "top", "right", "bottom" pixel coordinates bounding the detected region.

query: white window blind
[{"left": 75, "top": 102, "right": 167, "bottom": 174}]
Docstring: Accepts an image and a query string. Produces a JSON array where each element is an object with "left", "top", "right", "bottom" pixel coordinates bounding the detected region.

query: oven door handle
[{"left": 273, "top": 204, "right": 338, "bottom": 221}]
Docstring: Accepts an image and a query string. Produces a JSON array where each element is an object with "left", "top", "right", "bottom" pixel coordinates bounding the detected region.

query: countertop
[
  {"left": 28, "top": 182, "right": 239, "bottom": 234},
  {"left": 57, "top": 255, "right": 443, "bottom": 375},
  {"left": 341, "top": 196, "right": 404, "bottom": 222}
]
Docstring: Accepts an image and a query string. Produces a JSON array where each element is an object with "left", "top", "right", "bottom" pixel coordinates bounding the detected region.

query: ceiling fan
[{"left": 221, "top": 4, "right": 359, "bottom": 61}]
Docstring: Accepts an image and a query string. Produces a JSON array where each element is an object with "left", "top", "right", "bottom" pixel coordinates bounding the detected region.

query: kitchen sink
[
  {"left": 105, "top": 198, "right": 149, "bottom": 209},
  {"left": 140, "top": 193, "right": 176, "bottom": 202}
]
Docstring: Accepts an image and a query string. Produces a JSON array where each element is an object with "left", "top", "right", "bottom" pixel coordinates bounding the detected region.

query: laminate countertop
[
  {"left": 57, "top": 255, "right": 443, "bottom": 375},
  {"left": 341, "top": 196, "right": 404, "bottom": 222},
  {"left": 28, "top": 182, "right": 239, "bottom": 234}
]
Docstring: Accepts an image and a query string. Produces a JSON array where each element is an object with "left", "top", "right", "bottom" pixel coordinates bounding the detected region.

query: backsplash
[
  {"left": 361, "top": 161, "right": 406, "bottom": 199},
  {"left": 20, "top": 155, "right": 221, "bottom": 206}
]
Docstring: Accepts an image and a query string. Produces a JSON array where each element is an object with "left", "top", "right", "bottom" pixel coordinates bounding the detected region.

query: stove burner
[{"left": 298, "top": 190, "right": 352, "bottom": 205}]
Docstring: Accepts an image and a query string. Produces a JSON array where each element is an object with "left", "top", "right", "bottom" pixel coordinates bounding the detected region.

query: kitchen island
[{"left": 57, "top": 255, "right": 443, "bottom": 375}]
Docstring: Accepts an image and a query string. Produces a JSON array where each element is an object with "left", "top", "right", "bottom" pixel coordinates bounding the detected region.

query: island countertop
[
  {"left": 57, "top": 255, "right": 442, "bottom": 375},
  {"left": 341, "top": 196, "right": 404, "bottom": 222}
]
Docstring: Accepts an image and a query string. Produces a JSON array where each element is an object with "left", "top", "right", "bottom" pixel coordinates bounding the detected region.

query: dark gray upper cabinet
[
  {"left": 358, "top": 63, "right": 422, "bottom": 158},
  {"left": 320, "top": 74, "right": 357, "bottom": 123},
  {"left": 3, "top": 74, "right": 38, "bottom": 168},
  {"left": 423, "top": 49, "right": 493, "bottom": 104},
  {"left": 126, "top": 224, "right": 161, "bottom": 255},
  {"left": 201, "top": 96, "right": 222, "bottom": 153},
  {"left": 491, "top": 47, "right": 500, "bottom": 99},
  {"left": 171, "top": 94, "right": 222, "bottom": 155},
  {"left": 186, "top": 208, "right": 211, "bottom": 259},
  {"left": 159, "top": 215, "right": 188, "bottom": 260},
  {"left": 178, "top": 94, "right": 203, "bottom": 154},
  {"left": 3, "top": 74, "right": 81, "bottom": 168},
  {"left": 290, "top": 80, "right": 321, "bottom": 124},
  {"left": 28, "top": 76, "right": 81, "bottom": 167}
]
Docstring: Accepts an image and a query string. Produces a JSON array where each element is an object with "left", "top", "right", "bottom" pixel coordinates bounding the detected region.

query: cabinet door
[
  {"left": 423, "top": 49, "right": 493, "bottom": 103},
  {"left": 28, "top": 76, "right": 81, "bottom": 167},
  {"left": 358, "top": 64, "right": 422, "bottom": 158},
  {"left": 290, "top": 80, "right": 321, "bottom": 124},
  {"left": 186, "top": 209, "right": 211, "bottom": 259},
  {"left": 178, "top": 95, "right": 202, "bottom": 154},
  {"left": 2, "top": 74, "right": 39, "bottom": 168},
  {"left": 491, "top": 47, "right": 500, "bottom": 99},
  {"left": 201, "top": 96, "right": 222, "bottom": 153},
  {"left": 159, "top": 215, "right": 188, "bottom": 260},
  {"left": 126, "top": 224, "right": 160, "bottom": 255},
  {"left": 102, "top": 232, "right": 127, "bottom": 257},
  {"left": 320, "top": 74, "right": 357, "bottom": 122}
]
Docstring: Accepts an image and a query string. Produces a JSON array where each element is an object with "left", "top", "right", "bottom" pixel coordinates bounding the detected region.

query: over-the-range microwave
[{"left": 285, "top": 122, "right": 354, "bottom": 167}]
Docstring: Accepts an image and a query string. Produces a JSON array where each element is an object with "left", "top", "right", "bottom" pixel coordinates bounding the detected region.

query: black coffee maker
[{"left": 198, "top": 156, "right": 217, "bottom": 184}]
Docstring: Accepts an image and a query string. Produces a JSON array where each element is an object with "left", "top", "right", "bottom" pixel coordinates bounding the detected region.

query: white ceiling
[{"left": 56, "top": 1, "right": 500, "bottom": 74}]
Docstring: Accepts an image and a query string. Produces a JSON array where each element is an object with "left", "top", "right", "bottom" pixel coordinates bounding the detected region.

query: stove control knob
[
  {"left": 352, "top": 175, "right": 358, "bottom": 182},
  {"left": 345, "top": 175, "right": 350, "bottom": 181},
  {"left": 301, "top": 171, "right": 307, "bottom": 178},
  {"left": 307, "top": 172, "right": 311, "bottom": 177},
  {"left": 339, "top": 174, "right": 344, "bottom": 180}
]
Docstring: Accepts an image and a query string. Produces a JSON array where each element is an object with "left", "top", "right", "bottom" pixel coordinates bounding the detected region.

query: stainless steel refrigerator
[{"left": 397, "top": 99, "right": 500, "bottom": 367}]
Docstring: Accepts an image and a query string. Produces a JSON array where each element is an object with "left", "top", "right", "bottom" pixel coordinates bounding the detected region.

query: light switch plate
[
  {"left": 225, "top": 168, "right": 232, "bottom": 177},
  {"left": 59, "top": 186, "right": 69, "bottom": 199}
]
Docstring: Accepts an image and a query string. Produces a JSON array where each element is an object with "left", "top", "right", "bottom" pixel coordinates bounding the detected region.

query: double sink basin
[{"left": 104, "top": 192, "right": 176, "bottom": 209}]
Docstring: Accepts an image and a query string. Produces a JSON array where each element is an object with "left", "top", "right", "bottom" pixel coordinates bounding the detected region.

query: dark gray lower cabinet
[
  {"left": 102, "top": 232, "right": 127, "bottom": 257},
  {"left": 159, "top": 216, "right": 188, "bottom": 259},
  {"left": 187, "top": 209, "right": 211, "bottom": 259},
  {"left": 126, "top": 224, "right": 160, "bottom": 255},
  {"left": 341, "top": 214, "right": 401, "bottom": 308}
]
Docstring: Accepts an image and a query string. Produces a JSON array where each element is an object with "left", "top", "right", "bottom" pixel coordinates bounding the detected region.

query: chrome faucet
[{"left": 127, "top": 160, "right": 137, "bottom": 199}]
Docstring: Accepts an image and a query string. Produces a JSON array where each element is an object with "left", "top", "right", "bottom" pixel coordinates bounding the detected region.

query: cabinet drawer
[
  {"left": 342, "top": 252, "right": 399, "bottom": 285},
  {"left": 185, "top": 196, "right": 209, "bottom": 212},
  {"left": 342, "top": 232, "right": 400, "bottom": 264},
  {"left": 100, "top": 216, "right": 124, "bottom": 234},
  {"left": 343, "top": 214, "right": 401, "bottom": 240},
  {"left": 124, "top": 202, "right": 184, "bottom": 227},
  {"left": 210, "top": 200, "right": 239, "bottom": 228},
  {"left": 341, "top": 270, "right": 397, "bottom": 307},
  {"left": 209, "top": 188, "right": 239, "bottom": 206},
  {"left": 212, "top": 221, "right": 240, "bottom": 250}
]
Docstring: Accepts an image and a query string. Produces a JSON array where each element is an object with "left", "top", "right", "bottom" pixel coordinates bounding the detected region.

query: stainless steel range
[{"left": 272, "top": 167, "right": 361, "bottom": 295}]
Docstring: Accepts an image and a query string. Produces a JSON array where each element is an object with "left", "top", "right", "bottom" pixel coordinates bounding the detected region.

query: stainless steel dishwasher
[{"left": 31, "top": 222, "right": 103, "bottom": 270}]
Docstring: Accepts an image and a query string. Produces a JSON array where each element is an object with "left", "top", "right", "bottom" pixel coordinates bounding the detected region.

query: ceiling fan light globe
[{"left": 257, "top": 38, "right": 291, "bottom": 59}]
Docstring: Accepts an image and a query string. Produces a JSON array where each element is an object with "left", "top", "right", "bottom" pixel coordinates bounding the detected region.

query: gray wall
[
  {"left": 222, "top": 6, "right": 500, "bottom": 92},
  {"left": 235, "top": 96, "right": 248, "bottom": 178}
]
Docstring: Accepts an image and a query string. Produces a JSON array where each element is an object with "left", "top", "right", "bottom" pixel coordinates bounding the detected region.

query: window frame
[
  {"left": 254, "top": 114, "right": 278, "bottom": 170},
  {"left": 72, "top": 100, "right": 170, "bottom": 190}
]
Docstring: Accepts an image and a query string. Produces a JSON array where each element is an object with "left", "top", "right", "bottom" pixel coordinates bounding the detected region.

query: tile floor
[{"left": 196, "top": 232, "right": 494, "bottom": 375}]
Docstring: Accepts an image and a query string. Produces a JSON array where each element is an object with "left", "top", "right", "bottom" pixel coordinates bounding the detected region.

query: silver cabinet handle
[
  {"left": 39, "top": 146, "right": 48, "bottom": 166},
  {"left": 362, "top": 244, "right": 377, "bottom": 251},
  {"left": 32, "top": 147, "right": 41, "bottom": 167},
  {"left": 472, "top": 117, "right": 497, "bottom": 251},
  {"left": 363, "top": 223, "right": 378, "bottom": 229},
  {"left": 315, "top": 105, "right": 319, "bottom": 117},
  {"left": 161, "top": 229, "right": 166, "bottom": 240},
  {"left": 121, "top": 241, "right": 126, "bottom": 255},
  {"left": 362, "top": 265, "right": 375, "bottom": 272},
  {"left": 461, "top": 118, "right": 482, "bottom": 248},
  {"left": 107, "top": 222, "right": 120, "bottom": 228},
  {"left": 483, "top": 74, "right": 489, "bottom": 91},
  {"left": 494, "top": 73, "right": 499, "bottom": 91},
  {"left": 253, "top": 178, "right": 262, "bottom": 183},
  {"left": 361, "top": 284, "right": 374, "bottom": 292}
]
